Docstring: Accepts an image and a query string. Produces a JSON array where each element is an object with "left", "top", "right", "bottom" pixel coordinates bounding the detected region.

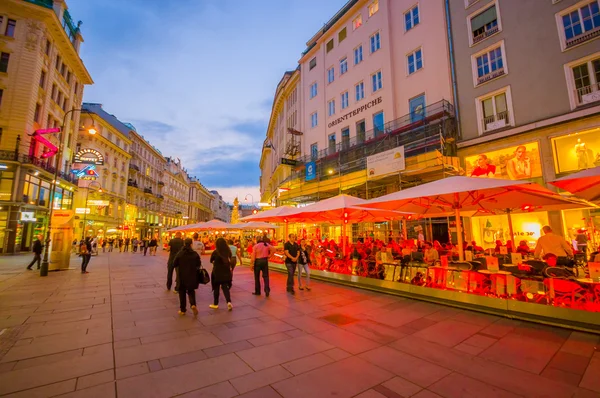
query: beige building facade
[
  {"left": 0, "top": 0, "right": 92, "bottom": 253},
  {"left": 162, "top": 157, "right": 190, "bottom": 230},
  {"left": 188, "top": 177, "right": 213, "bottom": 224}
]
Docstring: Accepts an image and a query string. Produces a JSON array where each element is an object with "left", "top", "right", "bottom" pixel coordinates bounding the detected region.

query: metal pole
[
  {"left": 81, "top": 187, "right": 90, "bottom": 240},
  {"left": 455, "top": 193, "right": 464, "bottom": 261}
]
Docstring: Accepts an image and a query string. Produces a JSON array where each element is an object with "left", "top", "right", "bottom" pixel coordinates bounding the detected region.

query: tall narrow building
[{"left": 0, "top": 0, "right": 93, "bottom": 253}]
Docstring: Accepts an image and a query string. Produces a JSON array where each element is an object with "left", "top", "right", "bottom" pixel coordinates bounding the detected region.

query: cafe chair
[{"left": 544, "top": 279, "right": 587, "bottom": 309}]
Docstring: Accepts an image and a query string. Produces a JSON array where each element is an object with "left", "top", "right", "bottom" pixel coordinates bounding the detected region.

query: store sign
[
  {"left": 366, "top": 146, "right": 405, "bottom": 179},
  {"left": 281, "top": 158, "right": 297, "bottom": 166},
  {"left": 136, "top": 218, "right": 146, "bottom": 223},
  {"left": 464, "top": 142, "right": 542, "bottom": 180},
  {"left": 75, "top": 208, "right": 91, "bottom": 214},
  {"left": 20, "top": 211, "right": 35, "bottom": 222},
  {"left": 328, "top": 96, "right": 382, "bottom": 128},
  {"left": 52, "top": 210, "right": 74, "bottom": 226},
  {"left": 74, "top": 148, "right": 104, "bottom": 165},
  {"left": 87, "top": 200, "right": 109, "bottom": 206},
  {"left": 306, "top": 161, "right": 316, "bottom": 181},
  {"left": 72, "top": 165, "right": 100, "bottom": 181}
]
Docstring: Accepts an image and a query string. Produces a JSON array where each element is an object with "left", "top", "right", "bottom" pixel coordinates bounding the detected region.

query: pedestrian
[
  {"left": 132, "top": 237, "right": 138, "bottom": 252},
  {"left": 149, "top": 236, "right": 158, "bottom": 256},
  {"left": 80, "top": 237, "right": 92, "bottom": 274},
  {"left": 101, "top": 239, "right": 107, "bottom": 253},
  {"left": 118, "top": 238, "right": 123, "bottom": 251},
  {"left": 26, "top": 234, "right": 44, "bottom": 270},
  {"left": 192, "top": 233, "right": 205, "bottom": 255},
  {"left": 297, "top": 239, "right": 311, "bottom": 290},
  {"left": 209, "top": 237, "right": 233, "bottom": 310},
  {"left": 142, "top": 238, "right": 149, "bottom": 256},
  {"left": 173, "top": 238, "right": 201, "bottom": 316},
  {"left": 108, "top": 238, "right": 114, "bottom": 252},
  {"left": 124, "top": 237, "right": 130, "bottom": 252},
  {"left": 227, "top": 239, "right": 241, "bottom": 272},
  {"left": 91, "top": 237, "right": 98, "bottom": 255},
  {"left": 167, "top": 232, "right": 184, "bottom": 292},
  {"left": 250, "top": 235, "right": 275, "bottom": 297},
  {"left": 284, "top": 233, "right": 299, "bottom": 295},
  {"left": 71, "top": 238, "right": 78, "bottom": 254}
]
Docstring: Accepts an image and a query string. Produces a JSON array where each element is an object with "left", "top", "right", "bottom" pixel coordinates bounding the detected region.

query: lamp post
[
  {"left": 40, "top": 109, "right": 96, "bottom": 277},
  {"left": 81, "top": 181, "right": 102, "bottom": 240},
  {"left": 244, "top": 194, "right": 254, "bottom": 206}
]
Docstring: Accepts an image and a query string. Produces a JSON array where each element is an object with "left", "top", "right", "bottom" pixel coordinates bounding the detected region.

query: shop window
[
  {"left": 472, "top": 211, "right": 549, "bottom": 251},
  {"left": 464, "top": 142, "right": 543, "bottom": 181},
  {"left": 552, "top": 128, "right": 600, "bottom": 173},
  {"left": 0, "top": 171, "right": 14, "bottom": 201}
]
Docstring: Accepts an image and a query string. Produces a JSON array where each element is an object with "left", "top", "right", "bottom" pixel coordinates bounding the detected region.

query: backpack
[{"left": 80, "top": 243, "right": 88, "bottom": 255}]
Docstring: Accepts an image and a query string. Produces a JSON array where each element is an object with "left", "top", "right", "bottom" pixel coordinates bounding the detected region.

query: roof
[
  {"left": 82, "top": 103, "right": 133, "bottom": 138},
  {"left": 302, "top": 0, "right": 360, "bottom": 55}
]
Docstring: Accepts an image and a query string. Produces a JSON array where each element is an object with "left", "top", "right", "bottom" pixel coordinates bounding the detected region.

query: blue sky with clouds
[{"left": 67, "top": 0, "right": 348, "bottom": 202}]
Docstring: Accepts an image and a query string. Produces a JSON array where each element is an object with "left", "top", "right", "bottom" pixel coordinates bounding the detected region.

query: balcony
[
  {"left": 566, "top": 26, "right": 600, "bottom": 49},
  {"left": 477, "top": 67, "right": 505, "bottom": 86},
  {"left": 127, "top": 179, "right": 138, "bottom": 188},
  {"left": 473, "top": 24, "right": 499, "bottom": 45},
  {"left": 575, "top": 83, "right": 600, "bottom": 107},
  {"left": 156, "top": 194, "right": 164, "bottom": 200},
  {"left": 129, "top": 163, "right": 140, "bottom": 172},
  {"left": 158, "top": 181, "right": 165, "bottom": 186},
  {"left": 482, "top": 110, "right": 510, "bottom": 133},
  {"left": 0, "top": 150, "right": 18, "bottom": 162},
  {"left": 144, "top": 187, "right": 153, "bottom": 194}
]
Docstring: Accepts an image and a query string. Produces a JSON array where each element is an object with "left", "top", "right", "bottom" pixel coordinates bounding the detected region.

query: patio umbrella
[
  {"left": 360, "top": 176, "right": 587, "bottom": 260},
  {"left": 239, "top": 206, "right": 297, "bottom": 222},
  {"left": 550, "top": 166, "right": 600, "bottom": 202},
  {"left": 239, "top": 221, "right": 280, "bottom": 230}
]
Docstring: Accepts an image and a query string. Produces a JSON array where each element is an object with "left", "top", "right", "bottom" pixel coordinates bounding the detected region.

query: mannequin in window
[
  {"left": 506, "top": 145, "right": 532, "bottom": 180},
  {"left": 470, "top": 154, "right": 496, "bottom": 178},
  {"left": 575, "top": 138, "right": 588, "bottom": 169}
]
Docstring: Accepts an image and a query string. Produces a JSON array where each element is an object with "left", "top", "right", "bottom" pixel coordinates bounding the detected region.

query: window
[
  {"left": 311, "top": 143, "right": 318, "bottom": 160},
  {"left": 34, "top": 103, "right": 41, "bottom": 123},
  {"left": 326, "top": 39, "right": 334, "bottom": 53},
  {"left": 328, "top": 99, "right": 336, "bottom": 116},
  {"left": 55, "top": 55, "right": 60, "bottom": 70},
  {"left": 66, "top": 71, "right": 71, "bottom": 84},
  {"left": 370, "top": 32, "right": 381, "bottom": 53},
  {"left": 372, "top": 71, "right": 382, "bottom": 92},
  {"left": 474, "top": 42, "right": 506, "bottom": 85},
  {"left": 354, "top": 45, "right": 363, "bottom": 65},
  {"left": 338, "top": 27, "right": 347, "bottom": 43},
  {"left": 0, "top": 52, "right": 9, "bottom": 73},
  {"left": 353, "top": 15, "right": 363, "bottom": 30},
  {"left": 356, "top": 120, "right": 366, "bottom": 143},
  {"left": 311, "top": 112, "right": 318, "bottom": 128},
  {"left": 310, "top": 82, "right": 317, "bottom": 99},
  {"left": 369, "top": 0, "right": 380, "bottom": 17},
  {"left": 328, "top": 133, "right": 337, "bottom": 154},
  {"left": 51, "top": 84, "right": 57, "bottom": 100},
  {"left": 341, "top": 91, "right": 349, "bottom": 109},
  {"left": 560, "top": 1, "right": 600, "bottom": 49},
  {"left": 373, "top": 112, "right": 385, "bottom": 136},
  {"left": 327, "top": 67, "right": 335, "bottom": 84},
  {"left": 476, "top": 87, "right": 513, "bottom": 134},
  {"left": 470, "top": 5, "right": 499, "bottom": 44},
  {"left": 569, "top": 55, "right": 600, "bottom": 106},
  {"left": 340, "top": 57, "right": 348, "bottom": 74},
  {"left": 39, "top": 70, "right": 46, "bottom": 88},
  {"left": 45, "top": 39, "right": 51, "bottom": 56},
  {"left": 309, "top": 57, "right": 317, "bottom": 70},
  {"left": 407, "top": 48, "right": 423, "bottom": 74},
  {"left": 355, "top": 81, "right": 365, "bottom": 101},
  {"left": 405, "top": 5, "right": 420, "bottom": 31},
  {"left": 5, "top": 19, "right": 16, "bottom": 37},
  {"left": 341, "top": 127, "right": 350, "bottom": 149},
  {"left": 0, "top": 89, "right": 3, "bottom": 108}
]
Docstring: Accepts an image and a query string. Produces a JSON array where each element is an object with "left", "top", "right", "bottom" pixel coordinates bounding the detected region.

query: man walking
[
  {"left": 167, "top": 232, "right": 184, "bottom": 292},
  {"left": 142, "top": 237, "right": 149, "bottom": 256},
  {"left": 250, "top": 236, "right": 274, "bottom": 297},
  {"left": 132, "top": 237, "right": 138, "bottom": 252},
  {"left": 26, "top": 235, "right": 44, "bottom": 270},
  {"left": 124, "top": 237, "right": 130, "bottom": 252},
  {"left": 284, "top": 234, "right": 299, "bottom": 295}
]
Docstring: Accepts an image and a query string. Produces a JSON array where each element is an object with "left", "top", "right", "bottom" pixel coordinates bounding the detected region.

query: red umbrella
[{"left": 550, "top": 167, "right": 600, "bottom": 202}]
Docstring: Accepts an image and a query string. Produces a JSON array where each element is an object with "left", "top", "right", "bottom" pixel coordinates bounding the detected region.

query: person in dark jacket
[
  {"left": 167, "top": 232, "right": 184, "bottom": 292},
  {"left": 80, "top": 237, "right": 92, "bottom": 273},
  {"left": 27, "top": 235, "right": 44, "bottom": 270},
  {"left": 173, "top": 238, "right": 201, "bottom": 315},
  {"left": 209, "top": 238, "right": 233, "bottom": 310}
]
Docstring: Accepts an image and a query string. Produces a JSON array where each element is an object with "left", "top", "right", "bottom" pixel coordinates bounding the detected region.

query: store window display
[
  {"left": 552, "top": 129, "right": 600, "bottom": 174},
  {"left": 464, "top": 142, "right": 542, "bottom": 181},
  {"left": 471, "top": 211, "right": 548, "bottom": 251}
]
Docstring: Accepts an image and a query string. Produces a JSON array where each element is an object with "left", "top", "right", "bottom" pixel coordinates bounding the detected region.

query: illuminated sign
[
  {"left": 75, "top": 208, "right": 91, "bottom": 214},
  {"left": 136, "top": 218, "right": 146, "bottom": 223},
  {"left": 72, "top": 165, "right": 100, "bottom": 181},
  {"left": 20, "top": 211, "right": 35, "bottom": 222},
  {"left": 87, "top": 200, "right": 109, "bottom": 206},
  {"left": 74, "top": 148, "right": 104, "bottom": 165},
  {"left": 464, "top": 142, "right": 542, "bottom": 180}
]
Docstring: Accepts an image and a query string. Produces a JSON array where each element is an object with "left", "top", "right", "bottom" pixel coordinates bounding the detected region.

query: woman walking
[
  {"left": 209, "top": 238, "right": 233, "bottom": 310},
  {"left": 297, "top": 239, "right": 311, "bottom": 290},
  {"left": 80, "top": 237, "right": 92, "bottom": 274},
  {"left": 173, "top": 238, "right": 201, "bottom": 316}
]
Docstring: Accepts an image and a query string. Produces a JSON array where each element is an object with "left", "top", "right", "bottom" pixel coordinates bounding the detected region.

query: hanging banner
[
  {"left": 366, "top": 146, "right": 405, "bottom": 179},
  {"left": 306, "top": 161, "right": 316, "bottom": 181},
  {"left": 464, "top": 142, "right": 542, "bottom": 180}
]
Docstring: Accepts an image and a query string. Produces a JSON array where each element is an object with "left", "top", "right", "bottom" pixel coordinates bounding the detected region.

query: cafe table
[{"left": 478, "top": 269, "right": 515, "bottom": 296}]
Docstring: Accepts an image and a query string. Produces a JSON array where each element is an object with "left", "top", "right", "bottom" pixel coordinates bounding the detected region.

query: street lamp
[
  {"left": 244, "top": 194, "right": 254, "bottom": 206},
  {"left": 81, "top": 181, "right": 102, "bottom": 240},
  {"left": 40, "top": 108, "right": 95, "bottom": 277}
]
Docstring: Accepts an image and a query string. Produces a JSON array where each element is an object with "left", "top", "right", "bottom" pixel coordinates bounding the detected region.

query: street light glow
[{"left": 328, "top": 169, "right": 334, "bottom": 175}]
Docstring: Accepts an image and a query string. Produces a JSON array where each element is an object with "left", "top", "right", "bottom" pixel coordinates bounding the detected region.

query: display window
[
  {"left": 552, "top": 128, "right": 600, "bottom": 174},
  {"left": 464, "top": 142, "right": 543, "bottom": 181},
  {"left": 471, "top": 211, "right": 549, "bottom": 251}
]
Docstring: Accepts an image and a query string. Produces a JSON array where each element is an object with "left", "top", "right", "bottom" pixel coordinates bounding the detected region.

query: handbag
[{"left": 197, "top": 266, "right": 210, "bottom": 285}]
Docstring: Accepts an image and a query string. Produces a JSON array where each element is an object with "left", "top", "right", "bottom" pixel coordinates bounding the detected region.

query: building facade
[
  {"left": 449, "top": 0, "right": 600, "bottom": 247},
  {"left": 74, "top": 103, "right": 131, "bottom": 239},
  {"left": 188, "top": 177, "right": 213, "bottom": 224},
  {"left": 126, "top": 128, "right": 166, "bottom": 239},
  {"left": 162, "top": 157, "right": 190, "bottom": 230},
  {"left": 0, "top": 0, "right": 92, "bottom": 253},
  {"left": 210, "top": 190, "right": 231, "bottom": 222}
]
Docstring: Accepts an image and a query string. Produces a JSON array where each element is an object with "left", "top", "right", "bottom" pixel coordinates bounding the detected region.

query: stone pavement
[{"left": 0, "top": 250, "right": 599, "bottom": 398}]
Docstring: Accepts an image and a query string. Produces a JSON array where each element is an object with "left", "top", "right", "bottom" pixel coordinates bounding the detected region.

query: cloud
[{"left": 208, "top": 185, "right": 261, "bottom": 205}]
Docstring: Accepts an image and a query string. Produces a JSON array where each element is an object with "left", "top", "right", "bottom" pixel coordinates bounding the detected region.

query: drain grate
[{"left": 318, "top": 313, "right": 360, "bottom": 326}]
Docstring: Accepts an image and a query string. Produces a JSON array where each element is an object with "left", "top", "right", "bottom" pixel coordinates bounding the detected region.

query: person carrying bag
[{"left": 173, "top": 238, "right": 201, "bottom": 316}]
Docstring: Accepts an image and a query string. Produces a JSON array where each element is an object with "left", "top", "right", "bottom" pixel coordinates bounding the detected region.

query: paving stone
[
  {"left": 213, "top": 320, "right": 296, "bottom": 344},
  {"left": 413, "top": 319, "right": 483, "bottom": 348},
  {"left": 282, "top": 315, "right": 334, "bottom": 333},
  {"left": 281, "top": 352, "right": 334, "bottom": 375},
  {"left": 547, "top": 351, "right": 591, "bottom": 375},
  {"left": 322, "top": 347, "right": 352, "bottom": 361},
  {"left": 236, "top": 385, "right": 283, "bottom": 398},
  {"left": 541, "top": 367, "right": 582, "bottom": 387},
  {"left": 12, "top": 348, "right": 83, "bottom": 370},
  {"left": 159, "top": 349, "right": 208, "bottom": 369},
  {"left": 230, "top": 365, "right": 292, "bottom": 394},
  {"left": 580, "top": 354, "right": 600, "bottom": 393},
  {"left": 177, "top": 381, "right": 238, "bottom": 397},
  {"left": 116, "top": 363, "right": 149, "bottom": 380},
  {"left": 428, "top": 372, "right": 520, "bottom": 398},
  {"left": 355, "top": 389, "right": 388, "bottom": 398},
  {"left": 147, "top": 359, "right": 162, "bottom": 372},
  {"left": 248, "top": 332, "right": 291, "bottom": 347},
  {"left": 312, "top": 327, "right": 381, "bottom": 355},
  {"left": 54, "top": 382, "right": 115, "bottom": 398},
  {"left": 204, "top": 340, "right": 254, "bottom": 358},
  {"left": 77, "top": 369, "right": 114, "bottom": 390},
  {"left": 381, "top": 376, "right": 423, "bottom": 397},
  {"left": 1, "top": 379, "right": 76, "bottom": 398},
  {"left": 560, "top": 332, "right": 600, "bottom": 358}
]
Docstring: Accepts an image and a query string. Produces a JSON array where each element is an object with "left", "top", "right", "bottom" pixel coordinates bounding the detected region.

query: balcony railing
[
  {"left": 575, "top": 83, "right": 600, "bottom": 107},
  {"left": 144, "top": 187, "right": 153, "bottom": 194},
  {"left": 473, "top": 24, "right": 499, "bottom": 44},
  {"left": 566, "top": 26, "right": 600, "bottom": 49},
  {"left": 477, "top": 67, "right": 505, "bottom": 85},
  {"left": 156, "top": 194, "right": 164, "bottom": 200},
  {"left": 127, "top": 180, "right": 138, "bottom": 188},
  {"left": 483, "top": 110, "right": 510, "bottom": 132},
  {"left": 0, "top": 150, "right": 18, "bottom": 162},
  {"left": 24, "top": 0, "right": 53, "bottom": 8},
  {"left": 296, "top": 100, "right": 454, "bottom": 164},
  {"left": 158, "top": 181, "right": 165, "bottom": 186},
  {"left": 129, "top": 163, "right": 140, "bottom": 172}
]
